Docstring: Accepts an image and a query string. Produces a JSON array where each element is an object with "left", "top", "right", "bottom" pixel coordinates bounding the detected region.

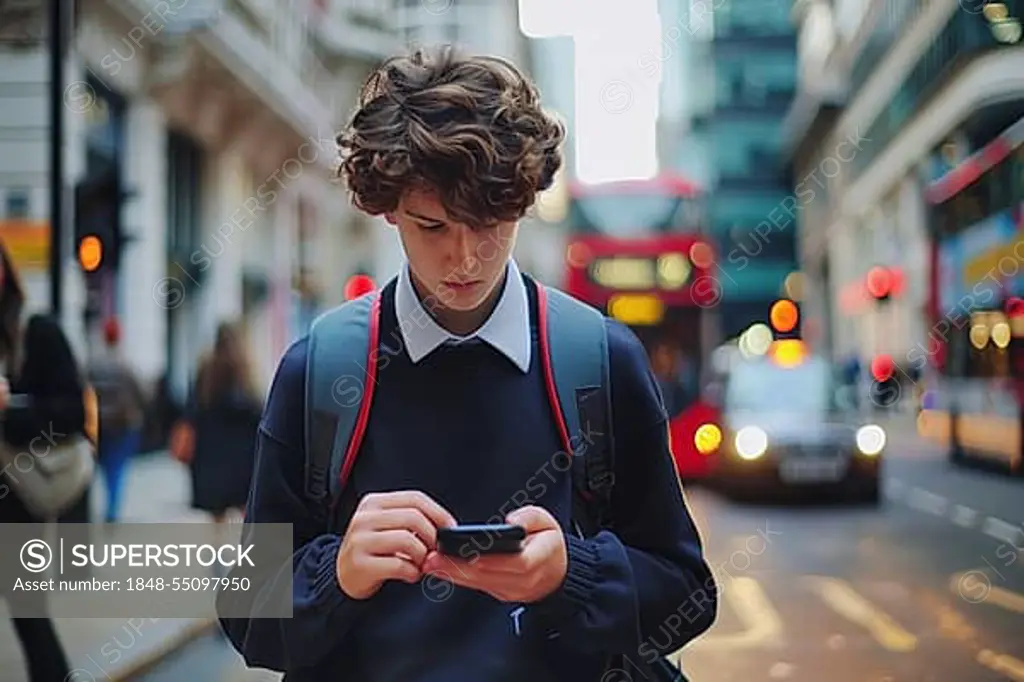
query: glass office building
[{"left": 698, "top": 0, "right": 799, "bottom": 339}]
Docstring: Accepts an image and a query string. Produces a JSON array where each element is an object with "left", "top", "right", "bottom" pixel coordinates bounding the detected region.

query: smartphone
[{"left": 437, "top": 524, "right": 526, "bottom": 557}]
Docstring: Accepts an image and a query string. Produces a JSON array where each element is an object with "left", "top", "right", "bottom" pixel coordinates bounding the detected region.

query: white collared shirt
[{"left": 395, "top": 259, "right": 532, "bottom": 373}]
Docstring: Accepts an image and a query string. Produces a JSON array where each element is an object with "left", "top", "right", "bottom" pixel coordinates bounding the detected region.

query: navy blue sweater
[{"left": 219, "top": 280, "right": 716, "bottom": 681}]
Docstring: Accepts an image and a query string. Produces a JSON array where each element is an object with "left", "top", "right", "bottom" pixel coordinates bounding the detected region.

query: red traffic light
[
  {"left": 870, "top": 354, "right": 895, "bottom": 382},
  {"left": 866, "top": 266, "right": 893, "bottom": 300},
  {"left": 344, "top": 274, "right": 376, "bottom": 300}
]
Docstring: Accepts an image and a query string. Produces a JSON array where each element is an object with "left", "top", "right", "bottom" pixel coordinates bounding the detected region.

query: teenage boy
[{"left": 219, "top": 46, "right": 717, "bottom": 681}]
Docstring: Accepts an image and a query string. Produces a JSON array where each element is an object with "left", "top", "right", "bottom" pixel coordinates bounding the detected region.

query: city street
[
  {"left": 130, "top": 421, "right": 1024, "bottom": 681},
  {"left": 678, "top": 426, "right": 1024, "bottom": 682}
]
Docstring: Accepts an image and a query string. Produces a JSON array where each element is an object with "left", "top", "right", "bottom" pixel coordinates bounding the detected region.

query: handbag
[
  {"left": 0, "top": 391, "right": 97, "bottom": 519},
  {"left": 0, "top": 433, "right": 95, "bottom": 519}
]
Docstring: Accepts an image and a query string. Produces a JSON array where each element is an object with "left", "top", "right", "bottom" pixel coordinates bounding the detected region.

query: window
[
  {"left": 934, "top": 149, "right": 1022, "bottom": 236},
  {"left": 712, "top": 120, "right": 784, "bottom": 177},
  {"left": 852, "top": 10, "right": 1000, "bottom": 180},
  {"left": 714, "top": 0, "right": 791, "bottom": 36},
  {"left": 849, "top": 0, "right": 929, "bottom": 95},
  {"left": 569, "top": 194, "right": 692, "bottom": 235},
  {"left": 711, "top": 191, "right": 791, "bottom": 226},
  {"left": 4, "top": 188, "right": 29, "bottom": 219},
  {"left": 714, "top": 52, "right": 797, "bottom": 108},
  {"left": 725, "top": 357, "right": 835, "bottom": 413},
  {"left": 723, "top": 224, "right": 796, "bottom": 261}
]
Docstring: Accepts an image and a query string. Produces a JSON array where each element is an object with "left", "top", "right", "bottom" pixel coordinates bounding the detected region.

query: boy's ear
[{"left": 384, "top": 212, "right": 397, "bottom": 226}]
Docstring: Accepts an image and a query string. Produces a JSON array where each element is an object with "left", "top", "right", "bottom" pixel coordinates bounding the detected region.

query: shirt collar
[{"left": 395, "top": 259, "right": 531, "bottom": 373}]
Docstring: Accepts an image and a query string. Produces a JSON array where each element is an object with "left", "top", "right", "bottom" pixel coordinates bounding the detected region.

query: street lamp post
[{"left": 48, "top": 0, "right": 71, "bottom": 318}]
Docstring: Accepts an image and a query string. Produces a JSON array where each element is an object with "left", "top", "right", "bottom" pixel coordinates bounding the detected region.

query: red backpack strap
[
  {"left": 536, "top": 285, "right": 575, "bottom": 462},
  {"left": 534, "top": 281, "right": 614, "bottom": 536}
]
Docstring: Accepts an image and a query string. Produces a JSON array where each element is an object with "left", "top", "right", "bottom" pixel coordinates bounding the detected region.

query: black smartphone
[{"left": 437, "top": 524, "right": 526, "bottom": 557}]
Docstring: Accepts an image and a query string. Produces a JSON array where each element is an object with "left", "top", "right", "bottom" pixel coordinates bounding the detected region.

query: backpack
[
  {"left": 302, "top": 275, "right": 687, "bottom": 681},
  {"left": 88, "top": 360, "right": 143, "bottom": 434}
]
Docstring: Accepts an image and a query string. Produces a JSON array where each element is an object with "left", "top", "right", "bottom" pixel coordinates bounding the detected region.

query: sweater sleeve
[
  {"left": 216, "top": 336, "right": 368, "bottom": 671},
  {"left": 522, "top": 319, "right": 718, "bottom": 659}
]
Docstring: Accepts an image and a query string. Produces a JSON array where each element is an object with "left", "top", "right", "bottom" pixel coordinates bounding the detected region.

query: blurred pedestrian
[
  {"left": 141, "top": 372, "right": 183, "bottom": 453},
  {"left": 173, "top": 322, "right": 262, "bottom": 525},
  {"left": 650, "top": 340, "right": 697, "bottom": 416},
  {"left": 87, "top": 316, "right": 147, "bottom": 522},
  {"left": 0, "top": 239, "right": 88, "bottom": 682}
]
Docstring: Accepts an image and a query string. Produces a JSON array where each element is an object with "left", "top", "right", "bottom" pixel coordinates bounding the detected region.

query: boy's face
[{"left": 388, "top": 187, "right": 519, "bottom": 313}]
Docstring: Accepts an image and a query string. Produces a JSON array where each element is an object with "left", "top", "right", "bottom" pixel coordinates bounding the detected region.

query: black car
[{"left": 713, "top": 351, "right": 884, "bottom": 503}]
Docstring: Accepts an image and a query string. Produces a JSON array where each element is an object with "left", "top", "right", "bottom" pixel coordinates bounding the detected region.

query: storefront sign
[
  {"left": 938, "top": 207, "right": 1024, "bottom": 311},
  {"left": 0, "top": 220, "right": 50, "bottom": 271}
]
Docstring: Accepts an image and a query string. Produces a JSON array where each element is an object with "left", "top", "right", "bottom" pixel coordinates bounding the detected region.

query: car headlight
[
  {"left": 735, "top": 426, "right": 768, "bottom": 460},
  {"left": 856, "top": 424, "right": 886, "bottom": 456},
  {"left": 694, "top": 423, "right": 722, "bottom": 455}
]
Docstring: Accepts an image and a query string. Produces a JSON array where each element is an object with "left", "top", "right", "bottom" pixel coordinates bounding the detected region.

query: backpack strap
[
  {"left": 305, "top": 289, "right": 382, "bottom": 525},
  {"left": 535, "top": 283, "right": 615, "bottom": 538}
]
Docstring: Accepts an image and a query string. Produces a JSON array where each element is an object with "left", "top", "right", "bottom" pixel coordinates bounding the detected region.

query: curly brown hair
[{"left": 337, "top": 45, "right": 565, "bottom": 227}]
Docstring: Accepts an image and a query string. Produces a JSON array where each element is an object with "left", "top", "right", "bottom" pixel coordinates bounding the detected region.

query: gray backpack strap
[
  {"left": 540, "top": 285, "right": 683, "bottom": 682},
  {"left": 539, "top": 285, "right": 615, "bottom": 537},
  {"left": 305, "top": 291, "right": 381, "bottom": 522}
]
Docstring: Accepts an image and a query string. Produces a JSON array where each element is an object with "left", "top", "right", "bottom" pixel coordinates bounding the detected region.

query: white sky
[{"left": 519, "top": 0, "right": 663, "bottom": 185}]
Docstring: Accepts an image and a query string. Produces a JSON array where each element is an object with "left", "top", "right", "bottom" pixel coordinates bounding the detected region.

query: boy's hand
[
  {"left": 421, "top": 506, "right": 568, "bottom": 603},
  {"left": 336, "top": 490, "right": 457, "bottom": 600}
]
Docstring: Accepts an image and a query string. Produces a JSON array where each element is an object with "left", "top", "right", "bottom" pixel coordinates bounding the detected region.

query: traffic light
[
  {"left": 74, "top": 172, "right": 125, "bottom": 275},
  {"left": 769, "top": 298, "right": 800, "bottom": 339},
  {"left": 870, "top": 354, "right": 895, "bottom": 382},
  {"left": 344, "top": 274, "right": 376, "bottom": 300},
  {"left": 866, "top": 266, "right": 895, "bottom": 302},
  {"left": 78, "top": 235, "right": 103, "bottom": 273},
  {"left": 869, "top": 354, "right": 900, "bottom": 409}
]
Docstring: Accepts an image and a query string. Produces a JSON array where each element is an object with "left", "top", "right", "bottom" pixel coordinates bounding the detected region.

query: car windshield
[{"left": 724, "top": 358, "right": 834, "bottom": 413}]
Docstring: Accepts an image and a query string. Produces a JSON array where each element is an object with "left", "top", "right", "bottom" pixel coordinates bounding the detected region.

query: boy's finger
[
  {"left": 365, "top": 490, "right": 458, "bottom": 528},
  {"left": 506, "top": 505, "right": 556, "bottom": 533}
]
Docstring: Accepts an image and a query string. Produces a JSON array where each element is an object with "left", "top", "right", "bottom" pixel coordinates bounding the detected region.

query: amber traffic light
[
  {"left": 78, "top": 235, "right": 103, "bottom": 272},
  {"left": 769, "top": 299, "right": 799, "bottom": 333}
]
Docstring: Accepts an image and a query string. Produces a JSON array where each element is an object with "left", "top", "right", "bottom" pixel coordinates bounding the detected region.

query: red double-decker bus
[{"left": 563, "top": 174, "right": 723, "bottom": 478}]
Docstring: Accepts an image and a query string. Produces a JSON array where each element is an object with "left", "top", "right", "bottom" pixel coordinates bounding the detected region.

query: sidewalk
[{"left": 0, "top": 454, "right": 220, "bottom": 682}]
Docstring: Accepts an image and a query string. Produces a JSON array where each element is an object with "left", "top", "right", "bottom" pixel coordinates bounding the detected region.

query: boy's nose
[{"left": 453, "top": 229, "right": 479, "bottom": 274}]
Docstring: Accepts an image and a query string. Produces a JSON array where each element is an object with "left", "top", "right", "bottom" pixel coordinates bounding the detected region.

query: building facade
[
  {"left": 785, "top": 0, "right": 1024, "bottom": 367},
  {"left": 698, "top": 0, "right": 800, "bottom": 340},
  {"left": 0, "top": 0, "right": 398, "bottom": 399}
]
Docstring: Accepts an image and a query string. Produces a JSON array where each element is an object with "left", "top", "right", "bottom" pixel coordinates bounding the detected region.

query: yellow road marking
[
  {"left": 978, "top": 649, "right": 1024, "bottom": 682},
  {"left": 950, "top": 571, "right": 1024, "bottom": 615},
  {"left": 688, "top": 576, "right": 784, "bottom": 651},
  {"left": 806, "top": 576, "right": 918, "bottom": 653}
]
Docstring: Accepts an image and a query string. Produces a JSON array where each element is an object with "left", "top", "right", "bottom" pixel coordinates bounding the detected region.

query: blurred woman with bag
[
  {"left": 174, "top": 322, "right": 262, "bottom": 524},
  {"left": 0, "top": 240, "right": 89, "bottom": 681}
]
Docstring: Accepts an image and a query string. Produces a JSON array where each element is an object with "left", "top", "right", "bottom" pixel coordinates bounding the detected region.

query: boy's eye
[{"left": 418, "top": 222, "right": 446, "bottom": 231}]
